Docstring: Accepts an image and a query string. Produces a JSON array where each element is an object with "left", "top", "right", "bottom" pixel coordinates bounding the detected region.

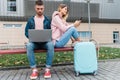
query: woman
[{"left": 51, "top": 4, "right": 81, "bottom": 47}]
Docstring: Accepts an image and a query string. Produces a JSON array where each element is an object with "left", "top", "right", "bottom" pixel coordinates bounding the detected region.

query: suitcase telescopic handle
[{"left": 89, "top": 39, "right": 99, "bottom": 58}]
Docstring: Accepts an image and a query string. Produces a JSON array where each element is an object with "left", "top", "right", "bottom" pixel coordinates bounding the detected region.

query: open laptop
[{"left": 28, "top": 29, "right": 52, "bottom": 42}]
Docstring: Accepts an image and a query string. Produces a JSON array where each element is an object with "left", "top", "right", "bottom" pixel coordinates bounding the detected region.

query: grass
[
  {"left": 99, "top": 47, "right": 120, "bottom": 59},
  {"left": 0, "top": 47, "right": 120, "bottom": 68},
  {"left": 0, "top": 51, "right": 73, "bottom": 68}
]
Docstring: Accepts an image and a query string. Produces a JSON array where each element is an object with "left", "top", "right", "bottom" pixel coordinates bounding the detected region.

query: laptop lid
[{"left": 28, "top": 29, "right": 52, "bottom": 42}]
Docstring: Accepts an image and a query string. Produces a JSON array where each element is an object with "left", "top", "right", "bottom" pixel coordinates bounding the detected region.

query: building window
[
  {"left": 3, "top": 24, "right": 22, "bottom": 28},
  {"left": 108, "top": 0, "right": 114, "bottom": 3},
  {"left": 46, "top": 0, "right": 63, "bottom": 1},
  {"left": 78, "top": 31, "right": 92, "bottom": 38},
  {"left": 15, "top": 24, "right": 22, "bottom": 27},
  {"left": 63, "top": 0, "right": 71, "bottom": 1},
  {"left": 7, "top": 0, "right": 16, "bottom": 12},
  {"left": 113, "top": 31, "right": 119, "bottom": 43}
]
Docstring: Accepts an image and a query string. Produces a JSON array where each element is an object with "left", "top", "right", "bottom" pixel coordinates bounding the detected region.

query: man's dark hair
[{"left": 35, "top": 0, "right": 43, "bottom": 5}]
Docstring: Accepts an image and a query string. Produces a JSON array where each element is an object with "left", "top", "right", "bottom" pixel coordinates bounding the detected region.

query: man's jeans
[
  {"left": 55, "top": 27, "right": 79, "bottom": 47},
  {"left": 26, "top": 41, "right": 54, "bottom": 68}
]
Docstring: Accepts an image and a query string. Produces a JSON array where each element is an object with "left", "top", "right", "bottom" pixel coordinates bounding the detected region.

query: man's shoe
[
  {"left": 44, "top": 68, "right": 51, "bottom": 78},
  {"left": 30, "top": 69, "right": 39, "bottom": 79}
]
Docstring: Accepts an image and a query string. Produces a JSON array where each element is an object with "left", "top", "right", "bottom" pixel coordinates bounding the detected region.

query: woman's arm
[{"left": 52, "top": 15, "right": 73, "bottom": 32}]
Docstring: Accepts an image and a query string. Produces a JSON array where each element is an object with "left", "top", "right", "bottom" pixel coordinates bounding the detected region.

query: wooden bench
[
  {"left": 0, "top": 39, "right": 99, "bottom": 55},
  {"left": 0, "top": 47, "right": 73, "bottom": 55},
  {"left": 0, "top": 47, "right": 99, "bottom": 56}
]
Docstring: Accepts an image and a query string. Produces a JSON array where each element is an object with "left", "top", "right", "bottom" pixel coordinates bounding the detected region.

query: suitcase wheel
[
  {"left": 93, "top": 71, "right": 97, "bottom": 76},
  {"left": 75, "top": 72, "right": 80, "bottom": 77}
]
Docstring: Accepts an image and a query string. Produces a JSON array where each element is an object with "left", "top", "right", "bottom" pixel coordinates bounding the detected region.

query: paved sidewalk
[{"left": 0, "top": 60, "right": 120, "bottom": 80}]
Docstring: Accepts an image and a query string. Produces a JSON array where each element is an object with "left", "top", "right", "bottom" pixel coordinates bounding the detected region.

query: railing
[{"left": 0, "top": 41, "right": 9, "bottom": 50}]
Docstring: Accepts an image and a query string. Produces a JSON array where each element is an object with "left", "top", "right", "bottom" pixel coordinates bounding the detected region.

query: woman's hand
[{"left": 74, "top": 20, "right": 81, "bottom": 27}]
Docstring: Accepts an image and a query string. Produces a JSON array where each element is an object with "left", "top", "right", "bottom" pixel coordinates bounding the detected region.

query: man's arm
[
  {"left": 44, "top": 16, "right": 51, "bottom": 29},
  {"left": 25, "top": 20, "right": 31, "bottom": 38},
  {"left": 48, "top": 19, "right": 51, "bottom": 29},
  {"left": 25, "top": 17, "right": 35, "bottom": 38}
]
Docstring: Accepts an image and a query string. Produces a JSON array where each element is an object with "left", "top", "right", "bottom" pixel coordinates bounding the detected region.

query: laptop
[{"left": 28, "top": 29, "right": 52, "bottom": 42}]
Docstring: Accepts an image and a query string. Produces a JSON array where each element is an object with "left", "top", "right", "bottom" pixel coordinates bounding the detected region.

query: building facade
[
  {"left": 0, "top": 0, "right": 120, "bottom": 21},
  {"left": 0, "top": 0, "right": 120, "bottom": 47},
  {"left": 0, "top": 0, "right": 24, "bottom": 17}
]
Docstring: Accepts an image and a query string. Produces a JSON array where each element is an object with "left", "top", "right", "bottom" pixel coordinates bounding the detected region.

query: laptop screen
[{"left": 28, "top": 29, "right": 52, "bottom": 42}]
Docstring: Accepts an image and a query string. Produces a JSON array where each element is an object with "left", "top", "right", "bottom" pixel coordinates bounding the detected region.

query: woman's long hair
[{"left": 57, "top": 4, "right": 69, "bottom": 21}]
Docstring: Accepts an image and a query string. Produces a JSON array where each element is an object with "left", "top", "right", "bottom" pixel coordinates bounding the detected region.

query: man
[{"left": 25, "top": 0, "right": 54, "bottom": 79}]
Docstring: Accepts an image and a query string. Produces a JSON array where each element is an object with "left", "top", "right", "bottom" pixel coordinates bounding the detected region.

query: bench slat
[{"left": 0, "top": 47, "right": 73, "bottom": 55}]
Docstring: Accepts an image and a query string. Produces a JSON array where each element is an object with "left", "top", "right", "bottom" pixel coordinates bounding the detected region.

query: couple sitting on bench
[{"left": 25, "top": 0, "right": 81, "bottom": 79}]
